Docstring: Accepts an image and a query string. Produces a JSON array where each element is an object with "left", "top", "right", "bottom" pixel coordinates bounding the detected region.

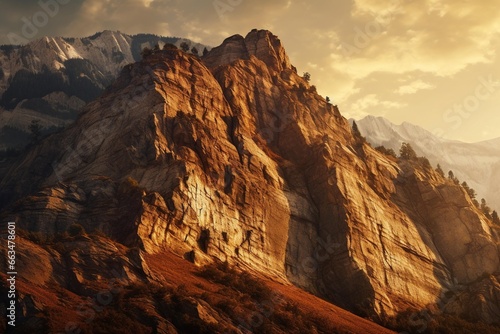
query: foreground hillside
[
  {"left": 0, "top": 237, "right": 393, "bottom": 333},
  {"left": 0, "top": 29, "right": 499, "bottom": 332}
]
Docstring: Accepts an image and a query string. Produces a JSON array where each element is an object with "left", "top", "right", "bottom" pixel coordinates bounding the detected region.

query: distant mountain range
[
  {"left": 354, "top": 115, "right": 500, "bottom": 211},
  {"left": 0, "top": 30, "right": 209, "bottom": 150}
]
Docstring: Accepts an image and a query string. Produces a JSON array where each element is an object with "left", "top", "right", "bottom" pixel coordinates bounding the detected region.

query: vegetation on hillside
[
  {"left": 383, "top": 308, "right": 500, "bottom": 334},
  {"left": 86, "top": 261, "right": 351, "bottom": 333},
  {"left": 371, "top": 140, "right": 499, "bottom": 226}
]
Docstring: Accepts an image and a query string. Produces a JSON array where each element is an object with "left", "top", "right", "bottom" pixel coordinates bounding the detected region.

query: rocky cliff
[{"left": 0, "top": 29, "right": 499, "bottom": 331}]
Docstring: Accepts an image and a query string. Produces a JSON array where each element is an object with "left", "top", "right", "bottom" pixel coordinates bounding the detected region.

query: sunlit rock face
[{"left": 1, "top": 29, "right": 498, "bottom": 323}]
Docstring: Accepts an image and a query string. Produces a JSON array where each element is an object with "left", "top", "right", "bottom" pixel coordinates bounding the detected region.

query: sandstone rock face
[{"left": 1, "top": 29, "right": 498, "bottom": 323}]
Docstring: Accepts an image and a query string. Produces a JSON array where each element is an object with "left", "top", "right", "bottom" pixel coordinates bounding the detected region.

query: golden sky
[{"left": 1, "top": 0, "right": 499, "bottom": 142}]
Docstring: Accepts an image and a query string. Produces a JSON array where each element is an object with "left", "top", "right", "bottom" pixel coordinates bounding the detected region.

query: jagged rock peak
[{"left": 203, "top": 29, "right": 292, "bottom": 72}]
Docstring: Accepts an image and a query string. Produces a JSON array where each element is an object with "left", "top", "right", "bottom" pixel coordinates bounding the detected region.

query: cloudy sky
[{"left": 1, "top": 0, "right": 499, "bottom": 142}]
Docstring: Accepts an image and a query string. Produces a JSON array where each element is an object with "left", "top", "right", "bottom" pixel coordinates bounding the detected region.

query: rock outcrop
[{"left": 0, "top": 29, "right": 498, "bottom": 329}]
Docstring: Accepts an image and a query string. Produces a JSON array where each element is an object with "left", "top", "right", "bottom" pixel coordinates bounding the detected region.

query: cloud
[
  {"left": 332, "top": 0, "right": 500, "bottom": 80},
  {"left": 346, "top": 94, "right": 407, "bottom": 119},
  {"left": 395, "top": 80, "right": 435, "bottom": 95}
]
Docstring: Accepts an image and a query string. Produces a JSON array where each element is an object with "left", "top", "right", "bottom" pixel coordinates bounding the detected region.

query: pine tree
[
  {"left": 350, "top": 121, "right": 366, "bottom": 146},
  {"left": 492, "top": 210, "right": 500, "bottom": 225},
  {"left": 303, "top": 72, "right": 311, "bottom": 82},
  {"left": 141, "top": 46, "right": 152, "bottom": 58},
  {"left": 435, "top": 164, "right": 445, "bottom": 177},
  {"left": 352, "top": 121, "right": 361, "bottom": 137},
  {"left": 481, "top": 198, "right": 492, "bottom": 218},
  {"left": 448, "top": 170, "right": 459, "bottom": 185},
  {"left": 180, "top": 42, "right": 189, "bottom": 52},
  {"left": 375, "top": 146, "right": 397, "bottom": 158},
  {"left": 399, "top": 142, "right": 417, "bottom": 160},
  {"left": 461, "top": 181, "right": 476, "bottom": 200},
  {"left": 29, "top": 119, "right": 42, "bottom": 143}
]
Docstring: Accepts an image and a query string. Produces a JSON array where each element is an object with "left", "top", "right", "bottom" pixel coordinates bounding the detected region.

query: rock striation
[{"left": 0, "top": 29, "right": 499, "bottom": 327}]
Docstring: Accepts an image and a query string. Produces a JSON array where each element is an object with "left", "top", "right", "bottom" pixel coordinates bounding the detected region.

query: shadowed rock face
[{"left": 1, "top": 29, "right": 499, "bottom": 324}]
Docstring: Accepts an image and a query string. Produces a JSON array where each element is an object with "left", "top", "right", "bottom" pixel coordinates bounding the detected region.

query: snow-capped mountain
[
  {"left": 354, "top": 115, "right": 500, "bottom": 210},
  {"left": 0, "top": 31, "right": 209, "bottom": 150}
]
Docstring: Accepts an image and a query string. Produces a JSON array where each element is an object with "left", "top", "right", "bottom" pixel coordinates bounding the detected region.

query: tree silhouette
[
  {"left": 352, "top": 121, "right": 361, "bottom": 137},
  {"left": 29, "top": 119, "right": 42, "bottom": 143},
  {"left": 492, "top": 210, "right": 500, "bottom": 225},
  {"left": 399, "top": 142, "right": 417, "bottom": 160},
  {"left": 180, "top": 42, "right": 189, "bottom": 52},
  {"left": 481, "top": 198, "right": 492, "bottom": 218},
  {"left": 351, "top": 121, "right": 366, "bottom": 146},
  {"left": 448, "top": 170, "right": 459, "bottom": 184},
  {"left": 141, "top": 46, "right": 152, "bottom": 59},
  {"left": 461, "top": 181, "right": 476, "bottom": 200},
  {"left": 435, "top": 164, "right": 445, "bottom": 177},
  {"left": 419, "top": 157, "right": 432, "bottom": 169},
  {"left": 375, "top": 145, "right": 397, "bottom": 158},
  {"left": 191, "top": 47, "right": 199, "bottom": 56},
  {"left": 303, "top": 72, "right": 311, "bottom": 82}
]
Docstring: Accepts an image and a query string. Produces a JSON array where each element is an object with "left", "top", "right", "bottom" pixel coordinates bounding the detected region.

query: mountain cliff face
[
  {"left": 1, "top": 29, "right": 499, "bottom": 331},
  {"left": 355, "top": 115, "right": 500, "bottom": 212},
  {"left": 0, "top": 31, "right": 207, "bottom": 150}
]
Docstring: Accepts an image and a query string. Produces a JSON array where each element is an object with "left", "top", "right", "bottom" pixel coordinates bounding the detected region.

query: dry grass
[{"left": 145, "top": 251, "right": 394, "bottom": 334}]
